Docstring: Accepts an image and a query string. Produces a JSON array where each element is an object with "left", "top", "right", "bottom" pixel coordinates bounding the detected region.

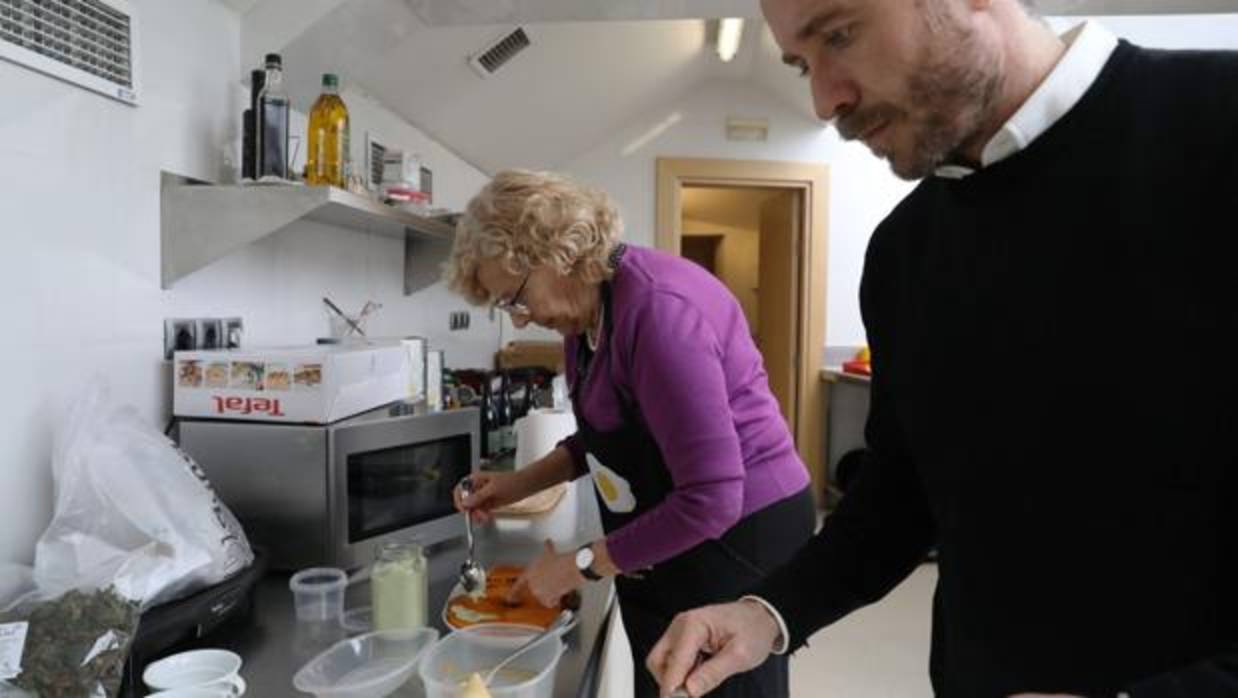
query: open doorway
[{"left": 657, "top": 158, "right": 829, "bottom": 501}]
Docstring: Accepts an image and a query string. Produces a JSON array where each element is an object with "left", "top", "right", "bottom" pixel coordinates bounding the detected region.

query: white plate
[{"left": 441, "top": 581, "right": 580, "bottom": 632}]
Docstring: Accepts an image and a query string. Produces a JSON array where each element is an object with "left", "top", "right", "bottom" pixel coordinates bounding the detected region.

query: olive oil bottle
[{"left": 306, "top": 73, "right": 351, "bottom": 187}]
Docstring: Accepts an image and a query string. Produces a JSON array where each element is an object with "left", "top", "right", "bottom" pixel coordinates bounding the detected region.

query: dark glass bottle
[
  {"left": 254, "top": 54, "right": 289, "bottom": 181},
  {"left": 241, "top": 69, "right": 264, "bottom": 181}
]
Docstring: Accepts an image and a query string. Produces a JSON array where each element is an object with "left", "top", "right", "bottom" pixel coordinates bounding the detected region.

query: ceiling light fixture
[{"left": 716, "top": 17, "right": 744, "bottom": 62}]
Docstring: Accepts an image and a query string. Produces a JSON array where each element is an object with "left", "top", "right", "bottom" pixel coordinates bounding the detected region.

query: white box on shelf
[{"left": 173, "top": 341, "right": 411, "bottom": 424}]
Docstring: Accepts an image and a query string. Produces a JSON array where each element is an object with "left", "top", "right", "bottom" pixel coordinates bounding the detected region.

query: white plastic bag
[{"left": 33, "top": 380, "right": 253, "bottom": 610}]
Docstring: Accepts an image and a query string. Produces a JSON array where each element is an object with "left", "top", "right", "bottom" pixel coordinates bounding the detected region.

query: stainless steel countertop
[{"left": 211, "top": 480, "right": 612, "bottom": 697}]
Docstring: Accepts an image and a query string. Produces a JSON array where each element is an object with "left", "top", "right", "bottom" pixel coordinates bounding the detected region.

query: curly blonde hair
[{"left": 444, "top": 169, "right": 623, "bottom": 305}]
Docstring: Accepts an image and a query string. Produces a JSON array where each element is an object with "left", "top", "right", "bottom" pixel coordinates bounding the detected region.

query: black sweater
[{"left": 755, "top": 41, "right": 1238, "bottom": 697}]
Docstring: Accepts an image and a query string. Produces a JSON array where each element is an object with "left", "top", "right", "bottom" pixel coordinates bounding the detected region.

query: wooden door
[{"left": 757, "top": 191, "right": 801, "bottom": 427}]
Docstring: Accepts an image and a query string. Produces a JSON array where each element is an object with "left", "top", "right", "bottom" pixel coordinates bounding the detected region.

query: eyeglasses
[{"left": 493, "top": 272, "right": 532, "bottom": 317}]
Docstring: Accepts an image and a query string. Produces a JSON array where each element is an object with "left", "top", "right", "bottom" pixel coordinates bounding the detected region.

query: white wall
[
  {"left": 0, "top": 0, "right": 511, "bottom": 565},
  {"left": 561, "top": 78, "right": 918, "bottom": 350},
  {"left": 1046, "top": 13, "right": 1238, "bottom": 48}
]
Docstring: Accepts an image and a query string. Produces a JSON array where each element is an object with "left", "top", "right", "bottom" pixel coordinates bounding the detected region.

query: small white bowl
[{"left": 143, "top": 649, "right": 244, "bottom": 694}]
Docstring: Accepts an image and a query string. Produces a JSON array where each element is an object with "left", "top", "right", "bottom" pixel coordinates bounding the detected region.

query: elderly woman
[{"left": 446, "top": 169, "right": 814, "bottom": 697}]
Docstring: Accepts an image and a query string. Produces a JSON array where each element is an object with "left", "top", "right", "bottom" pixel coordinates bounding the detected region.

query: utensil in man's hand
[
  {"left": 482, "top": 610, "right": 574, "bottom": 685},
  {"left": 458, "top": 477, "right": 486, "bottom": 595}
]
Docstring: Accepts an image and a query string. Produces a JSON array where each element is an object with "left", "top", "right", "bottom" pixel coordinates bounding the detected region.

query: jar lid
[{"left": 377, "top": 540, "right": 424, "bottom": 560}]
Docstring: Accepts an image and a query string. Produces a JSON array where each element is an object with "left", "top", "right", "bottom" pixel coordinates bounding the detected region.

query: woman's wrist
[{"left": 588, "top": 539, "right": 621, "bottom": 578}]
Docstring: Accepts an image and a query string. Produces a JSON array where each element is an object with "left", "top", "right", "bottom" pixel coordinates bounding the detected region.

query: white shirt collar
[{"left": 934, "top": 20, "right": 1119, "bottom": 180}]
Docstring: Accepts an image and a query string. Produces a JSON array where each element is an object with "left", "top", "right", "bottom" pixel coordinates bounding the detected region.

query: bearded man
[{"left": 648, "top": 1, "right": 1238, "bottom": 696}]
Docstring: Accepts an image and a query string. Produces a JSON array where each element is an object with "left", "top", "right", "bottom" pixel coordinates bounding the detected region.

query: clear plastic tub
[
  {"left": 293, "top": 627, "right": 439, "bottom": 698},
  {"left": 290, "top": 567, "right": 347, "bottom": 623},
  {"left": 419, "top": 624, "right": 564, "bottom": 698},
  {"left": 340, "top": 605, "right": 373, "bottom": 635}
]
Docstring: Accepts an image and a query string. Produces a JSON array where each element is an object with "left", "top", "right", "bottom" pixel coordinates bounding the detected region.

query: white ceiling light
[{"left": 716, "top": 17, "right": 744, "bottom": 62}]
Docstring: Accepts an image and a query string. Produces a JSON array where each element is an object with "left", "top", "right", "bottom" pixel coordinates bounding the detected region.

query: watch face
[{"left": 576, "top": 546, "right": 595, "bottom": 570}]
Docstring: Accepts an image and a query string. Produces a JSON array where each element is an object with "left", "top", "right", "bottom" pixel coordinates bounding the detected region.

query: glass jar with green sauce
[{"left": 371, "top": 540, "right": 428, "bottom": 631}]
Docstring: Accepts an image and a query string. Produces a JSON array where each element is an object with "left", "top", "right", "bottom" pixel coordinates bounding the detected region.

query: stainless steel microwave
[{"left": 178, "top": 403, "right": 479, "bottom": 571}]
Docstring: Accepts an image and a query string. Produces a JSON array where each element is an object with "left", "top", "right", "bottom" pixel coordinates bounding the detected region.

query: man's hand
[{"left": 646, "top": 599, "right": 781, "bottom": 696}]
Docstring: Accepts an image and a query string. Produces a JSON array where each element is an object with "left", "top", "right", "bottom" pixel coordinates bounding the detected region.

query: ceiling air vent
[
  {"left": 0, "top": 0, "right": 138, "bottom": 105},
  {"left": 468, "top": 27, "right": 529, "bottom": 78}
]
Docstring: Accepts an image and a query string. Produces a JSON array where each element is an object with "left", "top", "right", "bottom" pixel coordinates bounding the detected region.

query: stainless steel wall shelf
[{"left": 160, "top": 172, "right": 456, "bottom": 293}]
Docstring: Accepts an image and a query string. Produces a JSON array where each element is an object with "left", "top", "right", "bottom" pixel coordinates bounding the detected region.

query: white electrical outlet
[{"left": 224, "top": 317, "right": 244, "bottom": 349}]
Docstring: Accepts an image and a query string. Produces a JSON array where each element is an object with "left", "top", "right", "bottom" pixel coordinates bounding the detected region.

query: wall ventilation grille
[{"left": 0, "top": 0, "right": 138, "bottom": 104}]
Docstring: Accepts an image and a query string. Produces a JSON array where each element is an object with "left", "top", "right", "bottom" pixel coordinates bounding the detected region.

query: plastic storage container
[
  {"left": 419, "top": 624, "right": 564, "bottom": 698},
  {"left": 290, "top": 568, "right": 347, "bottom": 623},
  {"left": 293, "top": 627, "right": 439, "bottom": 698}
]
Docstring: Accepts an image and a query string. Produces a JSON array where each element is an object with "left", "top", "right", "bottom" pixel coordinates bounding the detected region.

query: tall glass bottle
[
  {"left": 306, "top": 73, "right": 351, "bottom": 187},
  {"left": 254, "top": 53, "right": 290, "bottom": 181}
]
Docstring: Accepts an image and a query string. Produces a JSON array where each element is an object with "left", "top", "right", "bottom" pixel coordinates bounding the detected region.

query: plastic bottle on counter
[{"left": 371, "top": 540, "right": 428, "bottom": 631}]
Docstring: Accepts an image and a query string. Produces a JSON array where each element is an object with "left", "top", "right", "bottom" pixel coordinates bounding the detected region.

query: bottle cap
[
  {"left": 322, "top": 73, "right": 339, "bottom": 88},
  {"left": 264, "top": 53, "right": 282, "bottom": 68}
]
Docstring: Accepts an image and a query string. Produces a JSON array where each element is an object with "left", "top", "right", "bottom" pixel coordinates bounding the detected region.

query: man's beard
[{"left": 839, "top": 5, "right": 1004, "bottom": 180}]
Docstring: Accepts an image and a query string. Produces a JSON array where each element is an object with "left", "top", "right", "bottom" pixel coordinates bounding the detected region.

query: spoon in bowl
[{"left": 458, "top": 477, "right": 487, "bottom": 596}]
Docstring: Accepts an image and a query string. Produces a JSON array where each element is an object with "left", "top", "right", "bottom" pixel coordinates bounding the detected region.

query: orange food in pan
[{"left": 445, "top": 565, "right": 565, "bottom": 630}]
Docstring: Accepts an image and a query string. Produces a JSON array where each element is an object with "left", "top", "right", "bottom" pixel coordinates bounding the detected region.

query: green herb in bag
[{"left": 0, "top": 587, "right": 140, "bottom": 698}]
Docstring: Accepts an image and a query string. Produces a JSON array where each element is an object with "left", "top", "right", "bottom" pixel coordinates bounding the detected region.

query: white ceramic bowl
[
  {"left": 148, "top": 682, "right": 247, "bottom": 698},
  {"left": 143, "top": 649, "right": 245, "bottom": 694}
]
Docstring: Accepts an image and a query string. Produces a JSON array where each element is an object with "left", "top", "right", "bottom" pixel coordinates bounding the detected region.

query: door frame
[{"left": 656, "top": 157, "right": 830, "bottom": 502}]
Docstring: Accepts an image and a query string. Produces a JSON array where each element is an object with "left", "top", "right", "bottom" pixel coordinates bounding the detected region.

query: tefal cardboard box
[{"left": 173, "top": 341, "right": 411, "bottom": 424}]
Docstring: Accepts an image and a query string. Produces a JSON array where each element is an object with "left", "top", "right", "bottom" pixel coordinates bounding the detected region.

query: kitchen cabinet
[{"left": 159, "top": 172, "right": 457, "bottom": 294}]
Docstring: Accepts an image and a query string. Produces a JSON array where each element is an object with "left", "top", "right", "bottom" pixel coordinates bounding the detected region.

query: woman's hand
[
  {"left": 508, "top": 540, "right": 585, "bottom": 608},
  {"left": 453, "top": 471, "right": 531, "bottom": 524}
]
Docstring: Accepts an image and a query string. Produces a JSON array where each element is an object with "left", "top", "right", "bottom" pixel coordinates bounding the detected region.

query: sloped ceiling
[
  {"left": 227, "top": 0, "right": 1238, "bottom": 175},
  {"left": 272, "top": 0, "right": 749, "bottom": 173},
  {"left": 400, "top": 0, "right": 1238, "bottom": 23}
]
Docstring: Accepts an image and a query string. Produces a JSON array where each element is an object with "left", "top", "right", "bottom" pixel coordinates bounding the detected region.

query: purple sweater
[{"left": 562, "top": 246, "right": 810, "bottom": 572}]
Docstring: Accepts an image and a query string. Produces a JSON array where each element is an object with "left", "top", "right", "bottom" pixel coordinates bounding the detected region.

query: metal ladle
[{"left": 458, "top": 476, "right": 486, "bottom": 595}]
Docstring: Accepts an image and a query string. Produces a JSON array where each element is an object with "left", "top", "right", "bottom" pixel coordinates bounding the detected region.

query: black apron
[{"left": 572, "top": 279, "right": 815, "bottom": 697}]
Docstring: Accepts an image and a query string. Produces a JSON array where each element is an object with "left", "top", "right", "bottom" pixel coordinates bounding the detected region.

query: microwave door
[{"left": 329, "top": 409, "right": 479, "bottom": 569}]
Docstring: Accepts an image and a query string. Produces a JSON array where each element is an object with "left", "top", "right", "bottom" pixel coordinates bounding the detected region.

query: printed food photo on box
[
  {"left": 231, "top": 362, "right": 264, "bottom": 391},
  {"left": 177, "top": 360, "right": 203, "bottom": 388},
  {"left": 205, "top": 361, "right": 229, "bottom": 388},
  {"left": 294, "top": 363, "right": 322, "bottom": 390},
  {"left": 265, "top": 363, "right": 291, "bottom": 391}
]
